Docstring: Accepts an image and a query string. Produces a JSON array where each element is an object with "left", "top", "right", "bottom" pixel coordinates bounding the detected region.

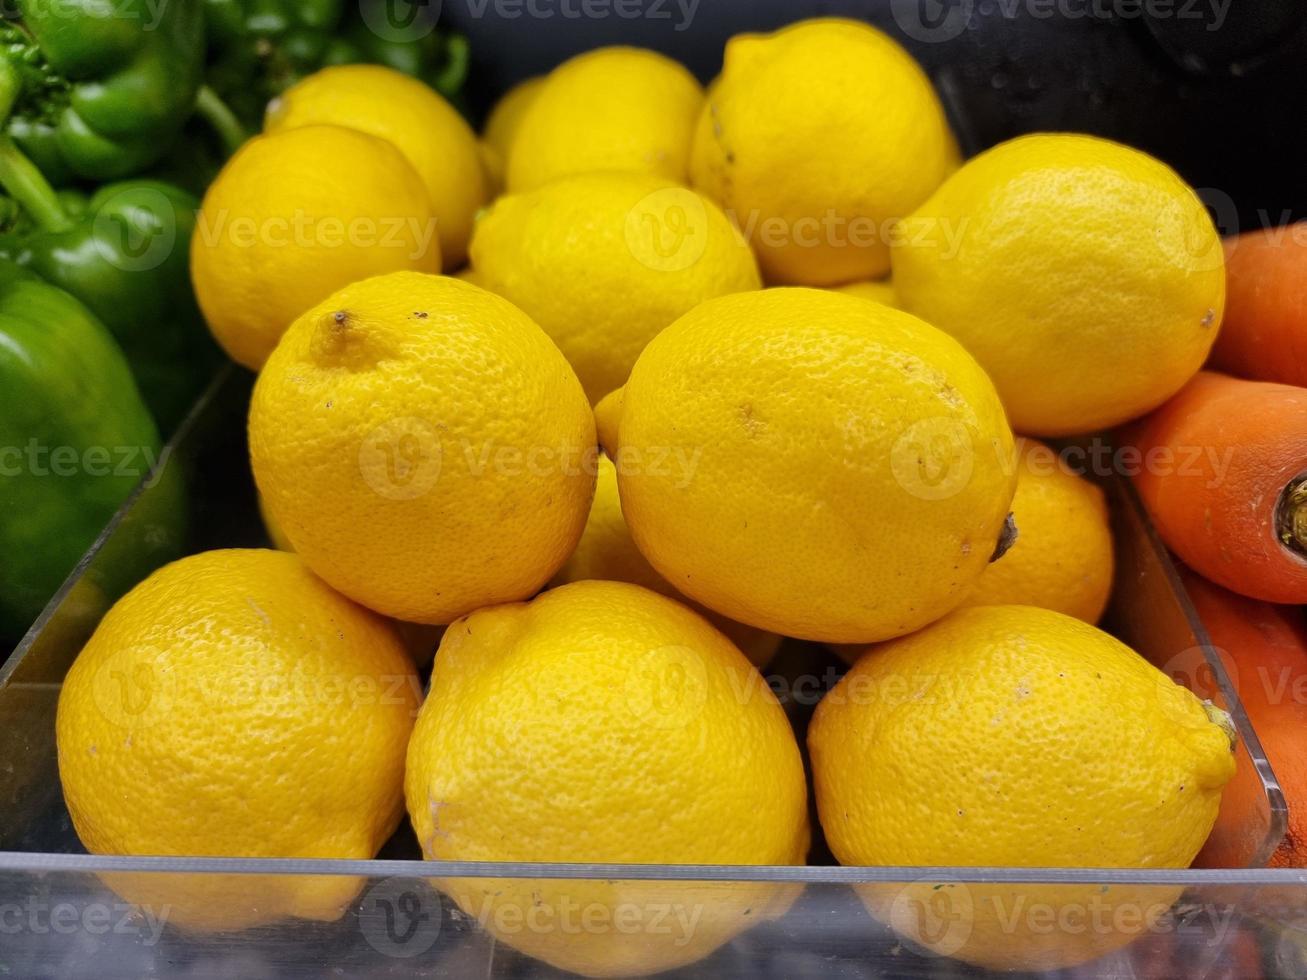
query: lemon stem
[
  {"left": 1203, "top": 701, "right": 1238, "bottom": 752},
  {"left": 989, "top": 513, "right": 1018, "bottom": 563}
]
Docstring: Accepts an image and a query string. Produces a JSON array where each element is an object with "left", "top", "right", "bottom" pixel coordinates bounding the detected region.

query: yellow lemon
[
  {"left": 265, "top": 64, "right": 486, "bottom": 270},
  {"left": 258, "top": 491, "right": 295, "bottom": 553},
  {"left": 468, "top": 171, "right": 761, "bottom": 403},
  {"left": 833, "top": 278, "right": 898, "bottom": 307},
  {"left": 191, "top": 125, "right": 440, "bottom": 369},
  {"left": 484, "top": 75, "right": 543, "bottom": 159},
  {"left": 892, "top": 133, "right": 1225, "bottom": 436},
  {"left": 256, "top": 499, "right": 443, "bottom": 665},
  {"left": 963, "top": 437, "right": 1114, "bottom": 621},
  {"left": 263, "top": 498, "right": 445, "bottom": 671},
  {"left": 690, "top": 18, "right": 958, "bottom": 285},
  {"left": 55, "top": 549, "right": 418, "bottom": 931},
  {"left": 249, "top": 272, "right": 595, "bottom": 624},
  {"left": 508, "top": 46, "right": 703, "bottom": 191},
  {"left": 480, "top": 75, "right": 544, "bottom": 189},
  {"left": 808, "top": 605, "right": 1235, "bottom": 970},
  {"left": 603, "top": 288, "right": 1016, "bottom": 643},
  {"left": 555, "top": 453, "right": 780, "bottom": 668},
  {"left": 405, "top": 580, "right": 809, "bottom": 976},
  {"left": 451, "top": 265, "right": 485, "bottom": 286}
]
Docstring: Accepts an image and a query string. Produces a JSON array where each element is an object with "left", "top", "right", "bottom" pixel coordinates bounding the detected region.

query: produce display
[
  {"left": 0, "top": 0, "right": 469, "bottom": 638},
  {"left": 1, "top": 6, "right": 1306, "bottom": 977}
]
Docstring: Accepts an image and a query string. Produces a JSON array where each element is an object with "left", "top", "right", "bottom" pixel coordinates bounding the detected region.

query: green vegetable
[
  {"left": 145, "top": 121, "right": 228, "bottom": 198},
  {"left": 326, "top": 5, "right": 471, "bottom": 108},
  {"left": 0, "top": 142, "right": 222, "bottom": 433},
  {"left": 203, "top": 0, "right": 345, "bottom": 129},
  {"left": 0, "top": 0, "right": 206, "bottom": 184},
  {"left": 0, "top": 260, "right": 183, "bottom": 638},
  {"left": 204, "top": 0, "right": 470, "bottom": 130}
]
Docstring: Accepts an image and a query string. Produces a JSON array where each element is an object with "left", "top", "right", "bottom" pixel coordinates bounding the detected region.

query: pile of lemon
[{"left": 56, "top": 19, "right": 1235, "bottom": 975}]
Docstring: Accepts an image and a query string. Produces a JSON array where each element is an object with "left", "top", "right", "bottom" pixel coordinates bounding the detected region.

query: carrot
[
  {"left": 1121, "top": 371, "right": 1307, "bottom": 603},
  {"left": 1181, "top": 570, "right": 1307, "bottom": 870},
  {"left": 1212, "top": 224, "right": 1307, "bottom": 387},
  {"left": 1128, "top": 909, "right": 1264, "bottom": 977}
]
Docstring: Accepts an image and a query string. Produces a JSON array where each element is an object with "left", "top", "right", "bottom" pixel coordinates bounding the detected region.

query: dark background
[{"left": 443, "top": 0, "right": 1306, "bottom": 236}]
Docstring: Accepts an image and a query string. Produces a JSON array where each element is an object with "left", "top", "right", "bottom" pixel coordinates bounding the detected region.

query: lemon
[
  {"left": 255, "top": 499, "right": 443, "bottom": 666},
  {"left": 405, "top": 579, "right": 809, "bottom": 976},
  {"left": 55, "top": 549, "right": 418, "bottom": 931},
  {"left": 508, "top": 46, "right": 703, "bottom": 191},
  {"left": 555, "top": 453, "right": 780, "bottom": 668},
  {"left": 258, "top": 492, "right": 295, "bottom": 553},
  {"left": 191, "top": 125, "right": 440, "bottom": 370},
  {"left": 829, "top": 437, "right": 1114, "bottom": 667},
  {"left": 690, "top": 18, "right": 958, "bottom": 285},
  {"left": 833, "top": 278, "right": 898, "bottom": 307},
  {"left": 249, "top": 271, "right": 595, "bottom": 624},
  {"left": 480, "top": 75, "right": 543, "bottom": 190},
  {"left": 484, "top": 76, "right": 543, "bottom": 158},
  {"left": 265, "top": 64, "right": 486, "bottom": 270},
  {"left": 603, "top": 288, "right": 1016, "bottom": 643},
  {"left": 892, "top": 133, "right": 1225, "bottom": 436},
  {"left": 810, "top": 605, "right": 1234, "bottom": 970},
  {"left": 963, "top": 438, "right": 1114, "bottom": 621},
  {"left": 468, "top": 171, "right": 761, "bottom": 403}
]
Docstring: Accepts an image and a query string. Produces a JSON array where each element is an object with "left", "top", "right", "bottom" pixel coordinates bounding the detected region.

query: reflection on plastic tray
[
  {"left": 1, "top": 859, "right": 1306, "bottom": 978},
  {"left": 0, "top": 366, "right": 1298, "bottom": 978}
]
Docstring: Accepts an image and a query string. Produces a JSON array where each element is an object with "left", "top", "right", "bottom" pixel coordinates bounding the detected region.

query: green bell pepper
[
  {"left": 0, "top": 140, "right": 222, "bottom": 433},
  {"left": 326, "top": 5, "right": 470, "bottom": 107},
  {"left": 0, "top": 0, "right": 206, "bottom": 184},
  {"left": 203, "top": 0, "right": 470, "bottom": 130},
  {"left": 203, "top": 0, "right": 345, "bottom": 130},
  {"left": 0, "top": 260, "right": 183, "bottom": 638}
]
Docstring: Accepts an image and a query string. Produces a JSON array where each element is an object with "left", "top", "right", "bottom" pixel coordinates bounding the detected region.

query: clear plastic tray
[{"left": 0, "top": 365, "right": 1297, "bottom": 978}]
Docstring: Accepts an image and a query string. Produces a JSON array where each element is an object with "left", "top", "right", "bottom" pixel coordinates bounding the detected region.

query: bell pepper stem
[
  {"left": 0, "top": 135, "right": 71, "bottom": 233},
  {"left": 432, "top": 33, "right": 472, "bottom": 97},
  {"left": 194, "top": 85, "right": 248, "bottom": 159},
  {"left": 0, "top": 55, "right": 72, "bottom": 232}
]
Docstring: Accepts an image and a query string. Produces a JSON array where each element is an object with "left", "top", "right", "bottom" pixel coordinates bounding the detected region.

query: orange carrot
[
  {"left": 1122, "top": 371, "right": 1307, "bottom": 603},
  {"left": 1182, "top": 570, "right": 1307, "bottom": 869},
  {"left": 1212, "top": 224, "right": 1307, "bottom": 387}
]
